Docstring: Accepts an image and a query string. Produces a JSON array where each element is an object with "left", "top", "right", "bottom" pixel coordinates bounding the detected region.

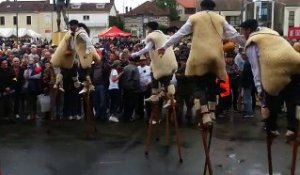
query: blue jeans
[
  {"left": 243, "top": 86, "right": 253, "bottom": 115},
  {"left": 93, "top": 85, "right": 107, "bottom": 119}
]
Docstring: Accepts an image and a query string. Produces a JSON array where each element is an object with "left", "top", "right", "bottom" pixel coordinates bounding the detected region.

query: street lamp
[
  {"left": 14, "top": 0, "right": 21, "bottom": 44},
  {"left": 142, "top": 15, "right": 149, "bottom": 38},
  {"left": 240, "top": 0, "right": 253, "bottom": 24}
]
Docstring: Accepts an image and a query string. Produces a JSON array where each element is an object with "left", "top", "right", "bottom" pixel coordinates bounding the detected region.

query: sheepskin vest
[
  {"left": 186, "top": 11, "right": 226, "bottom": 80},
  {"left": 51, "top": 29, "right": 100, "bottom": 69},
  {"left": 146, "top": 30, "right": 178, "bottom": 80},
  {"left": 245, "top": 27, "right": 300, "bottom": 96}
]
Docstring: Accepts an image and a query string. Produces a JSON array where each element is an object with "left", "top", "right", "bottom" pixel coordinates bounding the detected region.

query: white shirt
[
  {"left": 245, "top": 44, "right": 262, "bottom": 94},
  {"left": 131, "top": 30, "right": 164, "bottom": 58},
  {"left": 70, "top": 27, "right": 93, "bottom": 55},
  {"left": 138, "top": 65, "right": 151, "bottom": 91},
  {"left": 131, "top": 42, "right": 154, "bottom": 58},
  {"left": 162, "top": 19, "right": 246, "bottom": 49},
  {"left": 108, "top": 69, "right": 119, "bottom": 90},
  {"left": 234, "top": 53, "right": 245, "bottom": 71}
]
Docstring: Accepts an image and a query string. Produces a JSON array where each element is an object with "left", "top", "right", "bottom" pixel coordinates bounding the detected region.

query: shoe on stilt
[
  {"left": 79, "top": 87, "right": 88, "bottom": 94},
  {"left": 145, "top": 94, "right": 160, "bottom": 102},
  {"left": 59, "top": 87, "right": 65, "bottom": 92},
  {"left": 163, "top": 99, "right": 176, "bottom": 109}
]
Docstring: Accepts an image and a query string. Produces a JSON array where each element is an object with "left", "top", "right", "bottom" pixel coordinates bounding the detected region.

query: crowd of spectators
[{"left": 0, "top": 35, "right": 297, "bottom": 126}]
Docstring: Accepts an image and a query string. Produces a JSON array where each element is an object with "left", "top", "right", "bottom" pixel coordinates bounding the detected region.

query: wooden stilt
[
  {"left": 291, "top": 121, "right": 299, "bottom": 175},
  {"left": 144, "top": 94, "right": 183, "bottom": 162},
  {"left": 198, "top": 111, "right": 213, "bottom": 175}
]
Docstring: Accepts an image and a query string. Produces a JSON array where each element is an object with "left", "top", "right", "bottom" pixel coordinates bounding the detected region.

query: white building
[
  {"left": 68, "top": 1, "right": 117, "bottom": 39},
  {"left": 0, "top": 0, "right": 117, "bottom": 40},
  {"left": 197, "top": 0, "right": 300, "bottom": 36}
]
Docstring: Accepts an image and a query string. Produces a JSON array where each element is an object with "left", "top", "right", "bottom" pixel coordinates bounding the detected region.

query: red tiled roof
[
  {"left": 176, "top": 0, "right": 197, "bottom": 8},
  {"left": 124, "top": 1, "right": 170, "bottom": 16}
]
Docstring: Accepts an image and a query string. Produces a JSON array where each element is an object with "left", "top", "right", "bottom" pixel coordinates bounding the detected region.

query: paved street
[{"left": 0, "top": 112, "right": 299, "bottom": 175}]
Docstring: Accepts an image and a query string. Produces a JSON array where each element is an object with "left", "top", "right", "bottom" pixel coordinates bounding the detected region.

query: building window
[
  {"left": 26, "top": 16, "right": 31, "bottom": 25},
  {"left": 177, "top": 9, "right": 183, "bottom": 15},
  {"left": 257, "top": 2, "right": 269, "bottom": 21},
  {"left": 0, "top": 16, "right": 4, "bottom": 25},
  {"left": 13, "top": 16, "right": 17, "bottom": 25},
  {"left": 96, "top": 3, "right": 105, "bottom": 9},
  {"left": 83, "top": 15, "right": 90, "bottom": 21},
  {"left": 71, "top": 4, "right": 80, "bottom": 9},
  {"left": 185, "top": 8, "right": 196, "bottom": 14},
  {"left": 225, "top": 16, "right": 240, "bottom": 27},
  {"left": 289, "top": 11, "right": 295, "bottom": 27}
]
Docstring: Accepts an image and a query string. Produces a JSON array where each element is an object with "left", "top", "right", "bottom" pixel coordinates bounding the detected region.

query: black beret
[
  {"left": 146, "top": 21, "right": 159, "bottom": 31},
  {"left": 200, "top": 0, "right": 216, "bottom": 9},
  {"left": 68, "top": 19, "right": 79, "bottom": 25},
  {"left": 240, "top": 19, "right": 258, "bottom": 31}
]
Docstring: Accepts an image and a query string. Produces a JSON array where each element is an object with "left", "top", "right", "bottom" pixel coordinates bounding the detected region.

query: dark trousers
[
  {"left": 136, "top": 88, "right": 151, "bottom": 119},
  {"left": 230, "top": 78, "right": 239, "bottom": 110},
  {"left": 63, "top": 88, "right": 81, "bottom": 117},
  {"left": 265, "top": 77, "right": 300, "bottom": 132},
  {"left": 152, "top": 75, "right": 173, "bottom": 90},
  {"left": 93, "top": 85, "right": 107, "bottom": 118},
  {"left": 122, "top": 89, "right": 138, "bottom": 121},
  {"left": 252, "top": 88, "right": 256, "bottom": 110},
  {"left": 26, "top": 94, "right": 37, "bottom": 116},
  {"left": 0, "top": 95, "right": 13, "bottom": 119},
  {"left": 14, "top": 92, "right": 26, "bottom": 116},
  {"left": 217, "top": 95, "right": 232, "bottom": 114},
  {"left": 109, "top": 89, "right": 120, "bottom": 115},
  {"left": 192, "top": 73, "right": 217, "bottom": 108},
  {"left": 176, "top": 92, "right": 193, "bottom": 124}
]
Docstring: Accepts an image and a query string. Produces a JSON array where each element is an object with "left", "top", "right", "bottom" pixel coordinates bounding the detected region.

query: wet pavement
[{"left": 0, "top": 112, "right": 299, "bottom": 175}]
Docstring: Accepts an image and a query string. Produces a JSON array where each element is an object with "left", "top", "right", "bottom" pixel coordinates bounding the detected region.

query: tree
[
  {"left": 158, "top": 24, "right": 169, "bottom": 33},
  {"left": 109, "top": 16, "right": 125, "bottom": 30},
  {"left": 155, "top": 0, "right": 179, "bottom": 21}
]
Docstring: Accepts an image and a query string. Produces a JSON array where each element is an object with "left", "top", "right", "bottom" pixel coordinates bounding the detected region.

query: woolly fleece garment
[
  {"left": 51, "top": 29, "right": 100, "bottom": 69},
  {"left": 246, "top": 27, "right": 300, "bottom": 96},
  {"left": 146, "top": 31, "right": 178, "bottom": 80},
  {"left": 186, "top": 11, "right": 226, "bottom": 80}
]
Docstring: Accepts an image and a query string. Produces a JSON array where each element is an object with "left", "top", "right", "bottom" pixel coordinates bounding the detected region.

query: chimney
[
  {"left": 130, "top": 7, "right": 132, "bottom": 11},
  {"left": 125, "top": 6, "right": 128, "bottom": 13}
]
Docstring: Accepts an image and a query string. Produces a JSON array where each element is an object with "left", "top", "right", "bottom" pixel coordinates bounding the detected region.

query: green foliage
[
  {"left": 158, "top": 24, "right": 168, "bottom": 32},
  {"left": 155, "top": 0, "right": 179, "bottom": 21},
  {"left": 109, "top": 17, "right": 125, "bottom": 30}
]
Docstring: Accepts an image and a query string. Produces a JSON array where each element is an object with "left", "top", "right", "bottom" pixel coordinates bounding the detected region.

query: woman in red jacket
[{"left": 216, "top": 73, "right": 231, "bottom": 118}]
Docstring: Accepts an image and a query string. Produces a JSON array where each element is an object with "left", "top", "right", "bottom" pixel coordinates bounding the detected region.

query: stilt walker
[
  {"left": 240, "top": 19, "right": 300, "bottom": 175},
  {"left": 51, "top": 19, "right": 101, "bottom": 137},
  {"left": 291, "top": 42, "right": 300, "bottom": 175},
  {"left": 158, "top": 0, "right": 245, "bottom": 174},
  {"left": 131, "top": 21, "right": 182, "bottom": 162}
]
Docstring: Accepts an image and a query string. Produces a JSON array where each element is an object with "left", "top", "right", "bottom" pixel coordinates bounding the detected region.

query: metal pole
[
  {"left": 240, "top": 0, "right": 244, "bottom": 25},
  {"left": 16, "top": 7, "right": 18, "bottom": 44},
  {"left": 14, "top": 0, "right": 19, "bottom": 44}
]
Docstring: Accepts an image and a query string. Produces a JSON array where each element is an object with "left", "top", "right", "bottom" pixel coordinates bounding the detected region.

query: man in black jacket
[
  {"left": 11, "top": 57, "right": 25, "bottom": 119},
  {"left": 240, "top": 52, "right": 255, "bottom": 118},
  {"left": 0, "top": 59, "right": 14, "bottom": 120},
  {"left": 120, "top": 57, "right": 140, "bottom": 122}
]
